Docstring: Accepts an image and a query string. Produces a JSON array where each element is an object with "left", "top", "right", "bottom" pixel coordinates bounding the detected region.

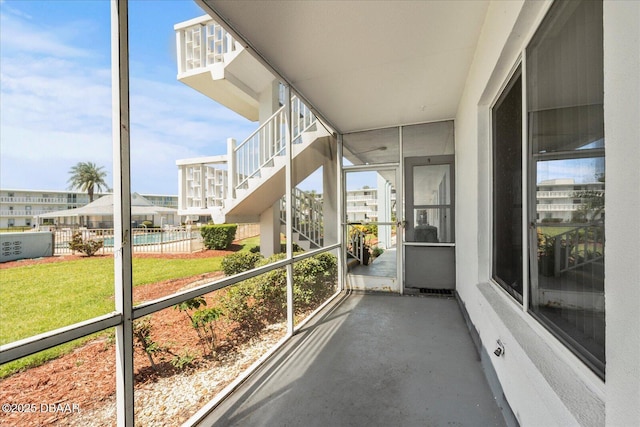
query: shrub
[
  {"left": 371, "top": 247, "right": 384, "bottom": 258},
  {"left": 220, "top": 252, "right": 338, "bottom": 335},
  {"left": 252, "top": 254, "right": 288, "bottom": 322},
  {"left": 221, "top": 281, "right": 264, "bottom": 338},
  {"left": 362, "top": 223, "right": 378, "bottom": 236},
  {"left": 222, "top": 252, "right": 263, "bottom": 276},
  {"left": 248, "top": 243, "right": 302, "bottom": 254},
  {"left": 133, "top": 317, "right": 168, "bottom": 371},
  {"left": 191, "top": 307, "right": 223, "bottom": 356},
  {"left": 541, "top": 217, "right": 563, "bottom": 224},
  {"left": 69, "top": 232, "right": 103, "bottom": 256},
  {"left": 175, "top": 297, "right": 223, "bottom": 357},
  {"left": 170, "top": 351, "right": 195, "bottom": 371},
  {"left": 220, "top": 253, "right": 288, "bottom": 332},
  {"left": 293, "top": 253, "right": 337, "bottom": 312},
  {"left": 280, "top": 242, "right": 303, "bottom": 253},
  {"left": 200, "top": 224, "right": 238, "bottom": 249}
]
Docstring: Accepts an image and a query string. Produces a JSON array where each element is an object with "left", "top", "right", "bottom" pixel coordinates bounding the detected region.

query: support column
[
  {"left": 322, "top": 147, "right": 338, "bottom": 246},
  {"left": 337, "top": 134, "right": 345, "bottom": 292},
  {"left": 259, "top": 80, "right": 281, "bottom": 124},
  {"left": 227, "top": 138, "right": 236, "bottom": 203},
  {"left": 284, "top": 85, "right": 294, "bottom": 336},
  {"left": 259, "top": 202, "right": 281, "bottom": 257},
  {"left": 111, "top": 0, "right": 134, "bottom": 425},
  {"left": 177, "top": 165, "right": 184, "bottom": 212},
  {"left": 376, "top": 174, "right": 391, "bottom": 249}
]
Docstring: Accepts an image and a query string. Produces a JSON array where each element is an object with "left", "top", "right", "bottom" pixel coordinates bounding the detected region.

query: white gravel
[{"left": 63, "top": 324, "right": 286, "bottom": 427}]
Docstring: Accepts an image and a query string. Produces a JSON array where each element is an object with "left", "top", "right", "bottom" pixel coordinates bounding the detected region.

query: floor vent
[{"left": 419, "top": 288, "right": 454, "bottom": 297}]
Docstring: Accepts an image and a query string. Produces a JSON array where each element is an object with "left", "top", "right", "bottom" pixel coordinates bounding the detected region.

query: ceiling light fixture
[{"left": 354, "top": 146, "right": 387, "bottom": 155}]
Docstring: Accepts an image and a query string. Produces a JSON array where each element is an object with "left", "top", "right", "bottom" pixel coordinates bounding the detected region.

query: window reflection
[{"left": 527, "top": 0, "right": 605, "bottom": 374}]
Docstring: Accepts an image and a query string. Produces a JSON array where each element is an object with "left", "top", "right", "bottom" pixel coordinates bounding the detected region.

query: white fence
[
  {"left": 53, "top": 227, "right": 201, "bottom": 256},
  {"left": 50, "top": 224, "right": 260, "bottom": 256}
]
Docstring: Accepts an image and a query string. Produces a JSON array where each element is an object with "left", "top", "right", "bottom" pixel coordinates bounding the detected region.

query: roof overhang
[{"left": 197, "top": 0, "right": 489, "bottom": 134}]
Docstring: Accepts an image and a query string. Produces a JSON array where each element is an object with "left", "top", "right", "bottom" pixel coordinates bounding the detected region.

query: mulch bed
[{"left": 0, "top": 248, "right": 247, "bottom": 426}]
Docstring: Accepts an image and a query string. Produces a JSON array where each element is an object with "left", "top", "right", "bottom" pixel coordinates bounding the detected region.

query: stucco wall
[
  {"left": 451, "top": 0, "right": 640, "bottom": 425},
  {"left": 0, "top": 232, "right": 54, "bottom": 262},
  {"left": 603, "top": 1, "right": 640, "bottom": 425}
]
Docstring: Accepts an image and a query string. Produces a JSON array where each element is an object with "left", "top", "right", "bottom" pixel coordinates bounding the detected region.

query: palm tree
[{"left": 67, "top": 162, "right": 109, "bottom": 202}]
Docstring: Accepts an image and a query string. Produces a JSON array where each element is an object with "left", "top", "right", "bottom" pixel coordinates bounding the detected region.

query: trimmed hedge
[
  {"left": 222, "top": 252, "right": 263, "bottom": 275},
  {"left": 221, "top": 252, "right": 338, "bottom": 335},
  {"left": 247, "top": 242, "right": 303, "bottom": 254},
  {"left": 200, "top": 224, "right": 237, "bottom": 250}
]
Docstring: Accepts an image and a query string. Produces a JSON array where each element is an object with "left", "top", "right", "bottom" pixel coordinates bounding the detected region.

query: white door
[{"left": 344, "top": 166, "right": 401, "bottom": 292}]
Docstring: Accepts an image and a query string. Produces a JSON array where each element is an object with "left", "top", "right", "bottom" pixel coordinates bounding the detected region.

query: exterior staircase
[
  {"left": 279, "top": 188, "right": 324, "bottom": 250},
  {"left": 175, "top": 16, "right": 334, "bottom": 250},
  {"left": 215, "top": 97, "right": 333, "bottom": 224}
]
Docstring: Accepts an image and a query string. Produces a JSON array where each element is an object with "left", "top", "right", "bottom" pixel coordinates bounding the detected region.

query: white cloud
[
  {"left": 0, "top": 3, "right": 256, "bottom": 195},
  {"left": 0, "top": 10, "right": 96, "bottom": 59}
]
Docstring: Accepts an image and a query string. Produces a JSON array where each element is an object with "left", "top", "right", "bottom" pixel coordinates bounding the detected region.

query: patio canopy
[{"left": 37, "top": 193, "right": 177, "bottom": 219}]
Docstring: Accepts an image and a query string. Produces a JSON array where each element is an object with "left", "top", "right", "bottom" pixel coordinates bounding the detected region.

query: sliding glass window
[
  {"left": 527, "top": 0, "right": 605, "bottom": 376},
  {"left": 492, "top": 67, "right": 523, "bottom": 302}
]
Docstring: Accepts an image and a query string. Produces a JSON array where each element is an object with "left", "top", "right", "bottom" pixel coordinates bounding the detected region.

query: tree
[
  {"left": 67, "top": 162, "right": 109, "bottom": 202},
  {"left": 573, "top": 173, "right": 605, "bottom": 223}
]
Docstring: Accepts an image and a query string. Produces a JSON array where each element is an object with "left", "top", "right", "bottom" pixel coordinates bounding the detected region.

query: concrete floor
[
  {"left": 349, "top": 248, "right": 397, "bottom": 277},
  {"left": 198, "top": 292, "right": 508, "bottom": 427}
]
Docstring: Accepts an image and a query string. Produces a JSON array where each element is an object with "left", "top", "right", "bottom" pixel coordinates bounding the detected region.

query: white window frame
[{"left": 488, "top": 0, "right": 606, "bottom": 380}]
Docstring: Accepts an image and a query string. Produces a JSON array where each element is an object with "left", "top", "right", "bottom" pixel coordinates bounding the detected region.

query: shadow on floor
[{"left": 198, "top": 292, "right": 508, "bottom": 427}]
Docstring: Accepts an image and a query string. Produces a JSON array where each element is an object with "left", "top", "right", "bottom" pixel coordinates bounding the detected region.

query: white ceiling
[{"left": 199, "top": 0, "right": 489, "bottom": 134}]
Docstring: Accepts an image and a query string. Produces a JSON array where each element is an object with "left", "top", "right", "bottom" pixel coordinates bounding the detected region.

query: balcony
[
  {"left": 195, "top": 292, "right": 509, "bottom": 426},
  {"left": 536, "top": 191, "right": 574, "bottom": 199},
  {"left": 0, "top": 209, "right": 48, "bottom": 217},
  {"left": 174, "top": 16, "right": 274, "bottom": 121},
  {"left": 536, "top": 203, "right": 580, "bottom": 212},
  {"left": 0, "top": 196, "right": 81, "bottom": 205}
]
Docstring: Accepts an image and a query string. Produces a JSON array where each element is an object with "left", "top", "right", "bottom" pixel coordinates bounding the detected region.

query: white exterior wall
[
  {"left": 452, "top": 0, "right": 640, "bottom": 425},
  {"left": 0, "top": 189, "right": 93, "bottom": 228},
  {"left": 603, "top": 1, "right": 640, "bottom": 425},
  {"left": 0, "top": 189, "right": 177, "bottom": 228},
  {"left": 346, "top": 189, "right": 378, "bottom": 222}
]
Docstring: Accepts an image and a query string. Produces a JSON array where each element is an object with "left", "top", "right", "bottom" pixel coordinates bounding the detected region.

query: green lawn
[
  {"left": 1, "top": 257, "right": 225, "bottom": 345},
  {"left": 538, "top": 226, "right": 579, "bottom": 237},
  {"left": 0, "top": 237, "right": 259, "bottom": 378},
  {"left": 237, "top": 235, "right": 260, "bottom": 252}
]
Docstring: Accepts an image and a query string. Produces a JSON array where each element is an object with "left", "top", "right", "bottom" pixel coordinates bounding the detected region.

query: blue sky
[{"left": 0, "top": 0, "right": 256, "bottom": 195}]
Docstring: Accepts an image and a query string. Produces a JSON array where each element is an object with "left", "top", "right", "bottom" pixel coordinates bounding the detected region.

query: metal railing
[
  {"left": 537, "top": 204, "right": 581, "bottom": 211},
  {"left": 551, "top": 223, "right": 605, "bottom": 276},
  {"left": 52, "top": 226, "right": 203, "bottom": 255},
  {"left": 347, "top": 225, "right": 367, "bottom": 265},
  {"left": 281, "top": 188, "right": 323, "bottom": 248},
  {"left": 0, "top": 196, "right": 86, "bottom": 204},
  {"left": 536, "top": 191, "right": 575, "bottom": 198},
  {"left": 232, "top": 95, "right": 318, "bottom": 192},
  {"left": 233, "top": 107, "right": 288, "bottom": 190}
]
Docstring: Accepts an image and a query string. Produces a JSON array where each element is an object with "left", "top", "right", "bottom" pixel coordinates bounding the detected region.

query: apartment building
[
  {"left": 537, "top": 179, "right": 605, "bottom": 223},
  {"left": 0, "top": 189, "right": 177, "bottom": 228}
]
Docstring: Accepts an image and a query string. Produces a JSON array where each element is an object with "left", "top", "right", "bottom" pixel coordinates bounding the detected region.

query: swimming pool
[{"left": 102, "top": 230, "right": 197, "bottom": 246}]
